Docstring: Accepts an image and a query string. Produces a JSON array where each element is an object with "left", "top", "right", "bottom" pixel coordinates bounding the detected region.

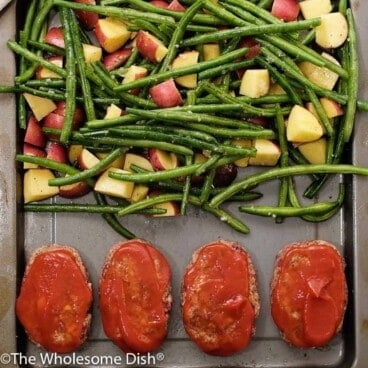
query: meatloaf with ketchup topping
[
  {"left": 182, "top": 240, "right": 260, "bottom": 356},
  {"left": 271, "top": 240, "right": 347, "bottom": 348},
  {"left": 16, "top": 245, "right": 93, "bottom": 353},
  {"left": 99, "top": 239, "right": 172, "bottom": 353}
]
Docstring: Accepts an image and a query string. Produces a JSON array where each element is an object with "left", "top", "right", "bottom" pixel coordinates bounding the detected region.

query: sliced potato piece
[{"left": 24, "top": 169, "right": 59, "bottom": 203}]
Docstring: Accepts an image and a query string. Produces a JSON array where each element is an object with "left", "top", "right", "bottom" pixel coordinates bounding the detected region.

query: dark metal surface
[{"left": 0, "top": 1, "right": 367, "bottom": 366}]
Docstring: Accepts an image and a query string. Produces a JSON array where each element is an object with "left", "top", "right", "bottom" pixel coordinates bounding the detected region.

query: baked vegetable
[
  {"left": 16, "top": 245, "right": 92, "bottom": 353},
  {"left": 182, "top": 240, "right": 260, "bottom": 356},
  {"left": 99, "top": 239, "right": 172, "bottom": 353},
  {"left": 3, "top": 0, "right": 368, "bottom": 238},
  {"left": 271, "top": 240, "right": 347, "bottom": 348}
]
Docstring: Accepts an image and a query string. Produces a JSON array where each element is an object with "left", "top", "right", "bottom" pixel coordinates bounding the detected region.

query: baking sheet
[{"left": 1, "top": 0, "right": 368, "bottom": 367}]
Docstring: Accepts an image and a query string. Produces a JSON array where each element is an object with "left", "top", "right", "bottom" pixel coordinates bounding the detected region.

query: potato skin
[
  {"left": 99, "top": 239, "right": 172, "bottom": 353},
  {"left": 271, "top": 240, "right": 347, "bottom": 348},
  {"left": 16, "top": 245, "right": 92, "bottom": 353},
  {"left": 182, "top": 240, "right": 260, "bottom": 356}
]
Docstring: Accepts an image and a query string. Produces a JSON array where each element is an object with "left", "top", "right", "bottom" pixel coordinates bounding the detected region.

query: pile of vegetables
[{"left": 1, "top": 0, "right": 368, "bottom": 237}]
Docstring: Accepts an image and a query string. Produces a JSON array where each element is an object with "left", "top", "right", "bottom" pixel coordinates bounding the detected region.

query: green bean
[
  {"left": 29, "top": 0, "right": 53, "bottom": 41},
  {"left": 110, "top": 154, "right": 244, "bottom": 184},
  {"left": 357, "top": 100, "right": 368, "bottom": 112},
  {"left": 17, "top": 85, "right": 64, "bottom": 100},
  {"left": 182, "top": 18, "right": 320, "bottom": 47},
  {"left": 114, "top": 48, "right": 249, "bottom": 92},
  {"left": 343, "top": 9, "right": 358, "bottom": 142},
  {"left": 172, "top": 122, "right": 276, "bottom": 139},
  {"left": 18, "top": 85, "right": 120, "bottom": 105},
  {"left": 286, "top": 176, "right": 299, "bottom": 208},
  {"left": 124, "top": 47, "right": 140, "bottom": 68},
  {"left": 186, "top": 24, "right": 219, "bottom": 33},
  {"left": 186, "top": 90, "right": 196, "bottom": 106},
  {"left": 201, "top": 81, "right": 291, "bottom": 116},
  {"left": 200, "top": 167, "right": 217, "bottom": 205},
  {"left": 7, "top": 41, "right": 67, "bottom": 78},
  {"left": 202, "top": 0, "right": 243, "bottom": 25},
  {"left": 86, "top": 115, "right": 143, "bottom": 129},
  {"left": 17, "top": 0, "right": 39, "bottom": 128},
  {"left": 222, "top": 36, "right": 242, "bottom": 54},
  {"left": 160, "top": 0, "right": 204, "bottom": 72},
  {"left": 111, "top": 63, "right": 153, "bottom": 77},
  {"left": 210, "top": 164, "right": 368, "bottom": 207},
  {"left": 275, "top": 108, "right": 289, "bottom": 223},
  {"left": 0, "top": 86, "right": 17, "bottom": 93},
  {"left": 19, "top": 2, "right": 37, "bottom": 70},
  {"left": 194, "top": 154, "right": 221, "bottom": 175},
  {"left": 157, "top": 103, "right": 254, "bottom": 116},
  {"left": 119, "top": 0, "right": 223, "bottom": 25},
  {"left": 68, "top": 10, "right": 95, "bottom": 121},
  {"left": 109, "top": 128, "right": 216, "bottom": 151},
  {"left": 197, "top": 200, "right": 250, "bottom": 234},
  {"left": 239, "top": 201, "right": 339, "bottom": 217},
  {"left": 338, "top": 0, "right": 348, "bottom": 14},
  {"left": 303, "top": 125, "right": 341, "bottom": 199},
  {"left": 73, "top": 134, "right": 194, "bottom": 156},
  {"left": 16, "top": 0, "right": 54, "bottom": 84},
  {"left": 196, "top": 93, "right": 292, "bottom": 105},
  {"left": 131, "top": 19, "right": 169, "bottom": 45},
  {"left": 21, "top": 0, "right": 38, "bottom": 48},
  {"left": 257, "top": 0, "right": 273, "bottom": 9},
  {"left": 254, "top": 56, "right": 302, "bottom": 105},
  {"left": 91, "top": 62, "right": 157, "bottom": 109},
  {"left": 54, "top": 0, "right": 176, "bottom": 25},
  {"left": 287, "top": 147, "right": 320, "bottom": 182},
  {"left": 16, "top": 154, "right": 95, "bottom": 187},
  {"left": 25, "top": 79, "right": 66, "bottom": 88},
  {"left": 224, "top": 0, "right": 285, "bottom": 25},
  {"left": 17, "top": 93, "right": 27, "bottom": 130},
  {"left": 288, "top": 178, "right": 345, "bottom": 223},
  {"left": 303, "top": 175, "right": 330, "bottom": 200},
  {"left": 302, "top": 184, "right": 345, "bottom": 222},
  {"left": 48, "top": 148, "right": 124, "bottom": 186},
  {"left": 111, "top": 163, "right": 204, "bottom": 184},
  {"left": 198, "top": 59, "right": 255, "bottom": 80},
  {"left": 156, "top": 180, "right": 262, "bottom": 199},
  {"left": 305, "top": 87, "right": 333, "bottom": 136},
  {"left": 59, "top": 8, "right": 77, "bottom": 144},
  {"left": 181, "top": 155, "right": 193, "bottom": 215},
  {"left": 302, "top": 30, "right": 316, "bottom": 45},
  {"left": 118, "top": 193, "right": 183, "bottom": 216},
  {"left": 109, "top": 127, "right": 251, "bottom": 155},
  {"left": 326, "top": 130, "right": 336, "bottom": 165},
  {"left": 113, "top": 124, "right": 218, "bottom": 143},
  {"left": 25, "top": 203, "right": 125, "bottom": 214},
  {"left": 126, "top": 107, "right": 266, "bottom": 129},
  {"left": 94, "top": 192, "right": 136, "bottom": 239},
  {"left": 24, "top": 202, "right": 167, "bottom": 215},
  {"left": 27, "top": 40, "right": 65, "bottom": 56},
  {"left": 100, "top": 0, "right": 127, "bottom": 5}
]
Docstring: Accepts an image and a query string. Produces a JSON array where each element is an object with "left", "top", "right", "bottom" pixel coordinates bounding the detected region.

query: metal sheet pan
[{"left": 0, "top": 1, "right": 368, "bottom": 367}]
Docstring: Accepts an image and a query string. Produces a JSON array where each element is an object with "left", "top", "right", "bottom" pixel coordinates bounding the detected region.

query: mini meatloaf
[
  {"left": 99, "top": 239, "right": 172, "bottom": 353},
  {"left": 182, "top": 240, "right": 260, "bottom": 356},
  {"left": 16, "top": 245, "right": 92, "bottom": 353},
  {"left": 271, "top": 240, "right": 347, "bottom": 348}
]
